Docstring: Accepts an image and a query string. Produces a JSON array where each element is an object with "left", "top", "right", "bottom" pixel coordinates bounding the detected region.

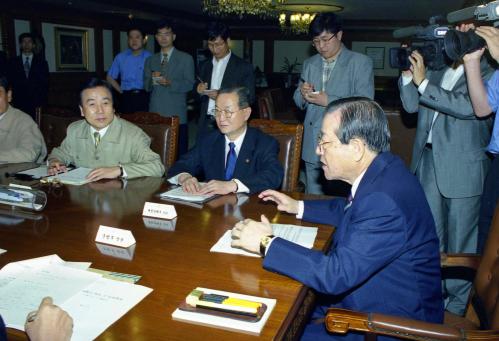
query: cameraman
[
  {"left": 463, "top": 25, "right": 499, "bottom": 254},
  {"left": 398, "top": 25, "right": 493, "bottom": 316}
]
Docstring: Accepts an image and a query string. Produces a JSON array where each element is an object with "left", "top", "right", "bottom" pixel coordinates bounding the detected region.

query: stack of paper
[
  {"left": 45, "top": 167, "right": 92, "bottom": 185},
  {"left": 159, "top": 185, "right": 216, "bottom": 204},
  {"left": 0, "top": 255, "right": 152, "bottom": 341}
]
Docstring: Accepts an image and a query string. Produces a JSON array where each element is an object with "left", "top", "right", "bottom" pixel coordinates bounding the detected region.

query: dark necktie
[
  {"left": 224, "top": 142, "right": 237, "bottom": 181},
  {"left": 344, "top": 192, "right": 353, "bottom": 211},
  {"left": 24, "top": 57, "right": 30, "bottom": 78}
]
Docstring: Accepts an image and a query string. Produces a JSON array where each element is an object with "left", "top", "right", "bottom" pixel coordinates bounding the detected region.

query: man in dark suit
[
  {"left": 196, "top": 21, "right": 255, "bottom": 142},
  {"left": 232, "top": 98, "right": 443, "bottom": 340},
  {"left": 167, "top": 86, "right": 283, "bottom": 195},
  {"left": 8, "top": 33, "right": 49, "bottom": 120}
]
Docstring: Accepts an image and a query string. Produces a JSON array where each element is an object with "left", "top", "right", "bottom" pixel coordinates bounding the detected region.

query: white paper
[
  {"left": 0, "top": 249, "right": 6, "bottom": 255},
  {"left": 95, "top": 242, "right": 136, "bottom": 261},
  {"left": 172, "top": 287, "right": 276, "bottom": 335},
  {"left": 45, "top": 167, "right": 92, "bottom": 185},
  {"left": 159, "top": 185, "right": 215, "bottom": 203},
  {"left": 95, "top": 225, "right": 136, "bottom": 248},
  {"left": 211, "top": 224, "right": 318, "bottom": 257},
  {"left": 142, "top": 202, "right": 177, "bottom": 219},
  {"left": 17, "top": 166, "right": 49, "bottom": 179}
]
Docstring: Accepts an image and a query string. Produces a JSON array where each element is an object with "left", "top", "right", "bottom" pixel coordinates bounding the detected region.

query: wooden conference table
[{"left": 0, "top": 163, "right": 334, "bottom": 340}]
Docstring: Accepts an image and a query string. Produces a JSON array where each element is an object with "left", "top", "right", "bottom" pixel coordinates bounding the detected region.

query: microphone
[
  {"left": 447, "top": 6, "right": 477, "bottom": 23},
  {"left": 393, "top": 26, "right": 424, "bottom": 39}
]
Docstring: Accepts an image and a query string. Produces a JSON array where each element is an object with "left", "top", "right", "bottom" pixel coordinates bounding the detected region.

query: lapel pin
[{"left": 245, "top": 159, "right": 250, "bottom": 163}]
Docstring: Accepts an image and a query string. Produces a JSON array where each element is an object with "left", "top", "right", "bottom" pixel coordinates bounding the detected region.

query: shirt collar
[
  {"left": 350, "top": 169, "right": 367, "bottom": 199},
  {"left": 213, "top": 51, "right": 231, "bottom": 65},
  {"left": 162, "top": 47, "right": 174, "bottom": 60},
  {"left": 90, "top": 124, "right": 110, "bottom": 138},
  {"left": 224, "top": 125, "right": 247, "bottom": 151}
]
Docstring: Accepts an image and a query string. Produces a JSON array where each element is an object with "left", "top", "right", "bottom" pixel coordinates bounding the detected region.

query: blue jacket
[
  {"left": 264, "top": 152, "right": 444, "bottom": 340},
  {"left": 167, "top": 127, "right": 283, "bottom": 194}
]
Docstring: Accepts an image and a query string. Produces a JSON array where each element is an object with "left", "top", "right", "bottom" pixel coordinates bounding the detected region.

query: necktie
[
  {"left": 94, "top": 132, "right": 101, "bottom": 148},
  {"left": 24, "top": 57, "right": 30, "bottom": 78},
  {"left": 344, "top": 192, "right": 353, "bottom": 211},
  {"left": 161, "top": 53, "right": 168, "bottom": 67},
  {"left": 224, "top": 142, "right": 237, "bottom": 181}
]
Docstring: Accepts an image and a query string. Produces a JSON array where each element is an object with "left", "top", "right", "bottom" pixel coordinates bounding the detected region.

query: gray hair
[
  {"left": 217, "top": 87, "right": 250, "bottom": 109},
  {"left": 326, "top": 97, "right": 390, "bottom": 153}
]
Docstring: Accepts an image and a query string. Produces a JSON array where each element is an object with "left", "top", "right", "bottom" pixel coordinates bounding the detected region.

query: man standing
[
  {"left": 167, "top": 87, "right": 282, "bottom": 195},
  {"left": 231, "top": 98, "right": 443, "bottom": 340},
  {"left": 196, "top": 21, "right": 255, "bottom": 142},
  {"left": 48, "top": 78, "right": 164, "bottom": 181},
  {"left": 106, "top": 27, "right": 151, "bottom": 114},
  {"left": 399, "top": 38, "right": 492, "bottom": 315},
  {"left": 8, "top": 33, "right": 49, "bottom": 120},
  {"left": 295, "top": 13, "right": 374, "bottom": 194},
  {"left": 144, "top": 19, "right": 194, "bottom": 156},
  {"left": 0, "top": 76, "right": 46, "bottom": 163}
]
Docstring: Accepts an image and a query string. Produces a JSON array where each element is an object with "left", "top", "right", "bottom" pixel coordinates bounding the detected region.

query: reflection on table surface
[{"left": 0, "top": 175, "right": 333, "bottom": 340}]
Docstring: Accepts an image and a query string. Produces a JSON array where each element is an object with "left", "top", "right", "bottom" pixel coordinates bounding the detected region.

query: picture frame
[
  {"left": 365, "top": 47, "right": 385, "bottom": 70},
  {"left": 54, "top": 27, "right": 88, "bottom": 71}
]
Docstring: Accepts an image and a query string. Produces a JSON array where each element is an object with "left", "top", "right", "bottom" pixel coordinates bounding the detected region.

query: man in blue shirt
[{"left": 106, "top": 26, "right": 151, "bottom": 114}]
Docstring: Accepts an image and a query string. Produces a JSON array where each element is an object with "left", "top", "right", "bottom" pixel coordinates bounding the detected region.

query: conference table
[{"left": 0, "top": 163, "right": 334, "bottom": 340}]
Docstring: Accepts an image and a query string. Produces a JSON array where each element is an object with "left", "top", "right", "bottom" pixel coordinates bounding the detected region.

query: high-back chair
[
  {"left": 38, "top": 107, "right": 81, "bottom": 154},
  {"left": 249, "top": 119, "right": 303, "bottom": 192},
  {"left": 122, "top": 112, "right": 179, "bottom": 171},
  {"left": 325, "top": 203, "right": 499, "bottom": 340}
]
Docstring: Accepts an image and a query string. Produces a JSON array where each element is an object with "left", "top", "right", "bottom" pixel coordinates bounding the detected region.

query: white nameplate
[
  {"left": 95, "top": 225, "right": 136, "bottom": 248},
  {"left": 143, "top": 217, "right": 177, "bottom": 231},
  {"left": 142, "top": 202, "right": 177, "bottom": 220},
  {"left": 95, "top": 242, "right": 136, "bottom": 261}
]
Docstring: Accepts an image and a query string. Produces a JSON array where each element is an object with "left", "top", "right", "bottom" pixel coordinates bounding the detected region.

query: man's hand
[
  {"left": 179, "top": 174, "right": 201, "bottom": 193},
  {"left": 197, "top": 82, "right": 208, "bottom": 94},
  {"left": 197, "top": 180, "right": 237, "bottom": 195},
  {"left": 47, "top": 160, "right": 67, "bottom": 175},
  {"left": 259, "top": 190, "right": 299, "bottom": 214},
  {"left": 157, "top": 77, "right": 172, "bottom": 86},
  {"left": 25, "top": 297, "right": 73, "bottom": 341},
  {"left": 476, "top": 26, "right": 499, "bottom": 61},
  {"left": 299, "top": 81, "right": 314, "bottom": 98},
  {"left": 86, "top": 166, "right": 121, "bottom": 182},
  {"left": 303, "top": 91, "right": 328, "bottom": 107},
  {"left": 408, "top": 51, "right": 426, "bottom": 86},
  {"left": 231, "top": 215, "right": 273, "bottom": 254}
]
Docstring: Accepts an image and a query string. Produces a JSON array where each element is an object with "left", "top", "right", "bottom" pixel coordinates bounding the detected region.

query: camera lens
[{"left": 444, "top": 29, "right": 485, "bottom": 61}]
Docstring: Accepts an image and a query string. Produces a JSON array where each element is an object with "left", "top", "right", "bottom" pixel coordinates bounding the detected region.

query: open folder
[{"left": 44, "top": 167, "right": 92, "bottom": 185}]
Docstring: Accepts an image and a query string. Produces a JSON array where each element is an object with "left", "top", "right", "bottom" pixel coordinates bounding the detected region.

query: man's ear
[
  {"left": 350, "top": 138, "right": 366, "bottom": 162},
  {"left": 79, "top": 105, "right": 84, "bottom": 117},
  {"left": 7, "top": 90, "right": 12, "bottom": 103},
  {"left": 242, "top": 107, "right": 251, "bottom": 121},
  {"left": 336, "top": 31, "right": 343, "bottom": 41}
]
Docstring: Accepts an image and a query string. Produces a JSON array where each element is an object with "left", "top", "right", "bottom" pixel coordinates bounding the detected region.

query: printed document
[
  {"left": 45, "top": 167, "right": 92, "bottom": 185},
  {"left": 159, "top": 185, "right": 216, "bottom": 203}
]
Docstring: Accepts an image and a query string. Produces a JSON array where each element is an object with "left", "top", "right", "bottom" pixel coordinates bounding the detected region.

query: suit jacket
[
  {"left": 0, "top": 106, "right": 47, "bottom": 163},
  {"left": 8, "top": 54, "right": 49, "bottom": 117},
  {"left": 294, "top": 45, "right": 374, "bottom": 164},
  {"left": 144, "top": 48, "right": 195, "bottom": 124},
  {"left": 198, "top": 53, "right": 255, "bottom": 117},
  {"left": 49, "top": 116, "right": 165, "bottom": 179},
  {"left": 399, "top": 60, "right": 493, "bottom": 198},
  {"left": 264, "top": 153, "right": 443, "bottom": 340},
  {"left": 167, "top": 127, "right": 283, "bottom": 194},
  {"left": 0, "top": 315, "right": 6, "bottom": 341}
]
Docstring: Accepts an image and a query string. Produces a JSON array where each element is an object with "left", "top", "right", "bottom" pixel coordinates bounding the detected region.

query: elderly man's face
[
  {"left": 215, "top": 92, "right": 250, "bottom": 141},
  {"left": 316, "top": 110, "right": 356, "bottom": 182},
  {"left": 79, "top": 86, "right": 115, "bottom": 131},
  {"left": 0, "top": 86, "right": 12, "bottom": 114}
]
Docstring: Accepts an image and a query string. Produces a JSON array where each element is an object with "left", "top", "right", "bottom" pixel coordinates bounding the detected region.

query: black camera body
[{"left": 390, "top": 24, "right": 449, "bottom": 70}]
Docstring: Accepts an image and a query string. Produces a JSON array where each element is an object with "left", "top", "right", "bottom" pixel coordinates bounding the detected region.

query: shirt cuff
[
  {"left": 401, "top": 74, "right": 413, "bottom": 86},
  {"left": 167, "top": 172, "right": 190, "bottom": 185},
  {"left": 233, "top": 179, "right": 249, "bottom": 193},
  {"left": 265, "top": 237, "right": 277, "bottom": 256},
  {"left": 418, "top": 79, "right": 429, "bottom": 94},
  {"left": 296, "top": 200, "right": 305, "bottom": 219}
]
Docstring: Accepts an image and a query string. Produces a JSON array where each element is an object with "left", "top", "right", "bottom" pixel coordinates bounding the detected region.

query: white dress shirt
[{"left": 207, "top": 51, "right": 231, "bottom": 116}]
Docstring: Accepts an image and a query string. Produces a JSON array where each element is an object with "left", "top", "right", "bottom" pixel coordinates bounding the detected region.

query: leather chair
[
  {"left": 122, "top": 112, "right": 179, "bottom": 170},
  {"left": 257, "top": 95, "right": 273, "bottom": 120},
  {"left": 249, "top": 119, "right": 303, "bottom": 192},
  {"left": 258, "top": 88, "right": 301, "bottom": 123},
  {"left": 324, "top": 203, "right": 499, "bottom": 340},
  {"left": 38, "top": 107, "right": 81, "bottom": 154}
]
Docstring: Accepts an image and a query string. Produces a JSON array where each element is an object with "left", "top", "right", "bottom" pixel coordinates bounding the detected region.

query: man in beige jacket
[
  {"left": 48, "top": 78, "right": 164, "bottom": 181},
  {"left": 0, "top": 76, "right": 47, "bottom": 163}
]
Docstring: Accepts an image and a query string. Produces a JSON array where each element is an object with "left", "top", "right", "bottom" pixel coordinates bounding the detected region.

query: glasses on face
[
  {"left": 210, "top": 106, "right": 247, "bottom": 119},
  {"left": 208, "top": 41, "right": 227, "bottom": 49},
  {"left": 312, "top": 33, "right": 337, "bottom": 47},
  {"left": 317, "top": 132, "right": 337, "bottom": 152}
]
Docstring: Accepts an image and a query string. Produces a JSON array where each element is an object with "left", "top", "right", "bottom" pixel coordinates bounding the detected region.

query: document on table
[
  {"left": 16, "top": 165, "right": 49, "bottom": 179},
  {"left": 0, "top": 254, "right": 152, "bottom": 341},
  {"left": 45, "top": 167, "right": 92, "bottom": 185},
  {"left": 172, "top": 287, "right": 276, "bottom": 335},
  {"left": 159, "top": 185, "right": 217, "bottom": 203},
  {"left": 210, "top": 223, "right": 318, "bottom": 257}
]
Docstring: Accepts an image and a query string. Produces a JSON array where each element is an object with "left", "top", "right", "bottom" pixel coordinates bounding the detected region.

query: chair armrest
[
  {"left": 441, "top": 253, "right": 482, "bottom": 270},
  {"left": 326, "top": 308, "right": 462, "bottom": 340}
]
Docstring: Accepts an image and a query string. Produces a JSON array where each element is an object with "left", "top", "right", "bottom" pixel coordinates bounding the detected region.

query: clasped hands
[
  {"left": 300, "top": 81, "right": 328, "bottom": 106},
  {"left": 152, "top": 71, "right": 172, "bottom": 87},
  {"left": 48, "top": 160, "right": 121, "bottom": 182},
  {"left": 179, "top": 173, "right": 237, "bottom": 195},
  {"left": 230, "top": 190, "right": 299, "bottom": 254}
]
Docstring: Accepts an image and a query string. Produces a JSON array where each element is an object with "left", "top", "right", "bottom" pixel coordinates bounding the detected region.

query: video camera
[{"left": 389, "top": 17, "right": 449, "bottom": 70}]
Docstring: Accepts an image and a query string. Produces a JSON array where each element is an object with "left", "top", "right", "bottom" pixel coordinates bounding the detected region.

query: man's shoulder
[
  {"left": 6, "top": 107, "right": 36, "bottom": 126},
  {"left": 66, "top": 119, "right": 87, "bottom": 133},
  {"left": 245, "top": 127, "right": 278, "bottom": 146},
  {"left": 173, "top": 49, "right": 193, "bottom": 61},
  {"left": 341, "top": 47, "right": 371, "bottom": 65},
  {"left": 114, "top": 117, "right": 148, "bottom": 136},
  {"left": 229, "top": 54, "right": 251, "bottom": 67}
]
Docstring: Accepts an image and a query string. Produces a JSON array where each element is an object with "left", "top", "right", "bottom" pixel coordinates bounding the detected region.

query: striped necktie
[{"left": 94, "top": 132, "right": 101, "bottom": 148}]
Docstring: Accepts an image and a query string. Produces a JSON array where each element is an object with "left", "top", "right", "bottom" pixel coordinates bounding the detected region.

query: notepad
[
  {"left": 45, "top": 167, "right": 92, "bottom": 185},
  {"left": 159, "top": 185, "right": 217, "bottom": 203}
]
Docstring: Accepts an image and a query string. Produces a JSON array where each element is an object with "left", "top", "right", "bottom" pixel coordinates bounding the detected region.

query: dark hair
[
  {"left": 309, "top": 13, "right": 343, "bottom": 38},
  {"left": 326, "top": 97, "right": 390, "bottom": 153},
  {"left": 127, "top": 26, "right": 145, "bottom": 38},
  {"left": 0, "top": 76, "right": 9, "bottom": 91},
  {"left": 218, "top": 87, "right": 250, "bottom": 109},
  {"left": 18, "top": 32, "right": 34, "bottom": 44},
  {"left": 79, "top": 78, "right": 114, "bottom": 105},
  {"left": 156, "top": 19, "right": 174, "bottom": 34},
  {"left": 207, "top": 21, "right": 230, "bottom": 41}
]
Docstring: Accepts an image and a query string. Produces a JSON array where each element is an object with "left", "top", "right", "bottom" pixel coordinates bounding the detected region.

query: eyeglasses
[
  {"left": 210, "top": 106, "right": 247, "bottom": 119},
  {"left": 312, "top": 33, "right": 337, "bottom": 46},
  {"left": 317, "top": 132, "right": 337, "bottom": 152},
  {"left": 208, "top": 41, "right": 227, "bottom": 49}
]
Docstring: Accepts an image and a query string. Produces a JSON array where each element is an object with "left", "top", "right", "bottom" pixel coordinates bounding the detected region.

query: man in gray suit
[
  {"left": 399, "top": 45, "right": 493, "bottom": 315},
  {"left": 144, "top": 19, "right": 195, "bottom": 155},
  {"left": 294, "top": 13, "right": 374, "bottom": 194}
]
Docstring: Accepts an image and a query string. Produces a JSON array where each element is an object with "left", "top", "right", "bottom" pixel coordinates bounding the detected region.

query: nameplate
[
  {"left": 95, "top": 225, "right": 136, "bottom": 248},
  {"left": 143, "top": 217, "right": 177, "bottom": 231},
  {"left": 95, "top": 242, "right": 136, "bottom": 261},
  {"left": 142, "top": 202, "right": 177, "bottom": 220}
]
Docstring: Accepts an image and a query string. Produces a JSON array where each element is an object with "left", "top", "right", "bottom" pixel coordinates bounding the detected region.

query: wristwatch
[
  {"left": 259, "top": 235, "right": 275, "bottom": 257},
  {"left": 118, "top": 164, "right": 124, "bottom": 178}
]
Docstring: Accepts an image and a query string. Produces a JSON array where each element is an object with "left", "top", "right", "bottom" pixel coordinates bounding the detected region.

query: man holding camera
[{"left": 398, "top": 26, "right": 493, "bottom": 315}]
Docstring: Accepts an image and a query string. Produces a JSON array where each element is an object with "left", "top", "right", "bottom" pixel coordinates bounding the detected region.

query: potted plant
[{"left": 280, "top": 57, "right": 301, "bottom": 88}]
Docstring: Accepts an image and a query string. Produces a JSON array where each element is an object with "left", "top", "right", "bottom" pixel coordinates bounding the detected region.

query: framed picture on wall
[
  {"left": 365, "top": 47, "right": 385, "bottom": 70},
  {"left": 55, "top": 27, "right": 88, "bottom": 71}
]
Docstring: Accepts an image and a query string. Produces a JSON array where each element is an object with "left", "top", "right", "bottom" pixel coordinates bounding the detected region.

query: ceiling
[{"left": 26, "top": 0, "right": 469, "bottom": 27}]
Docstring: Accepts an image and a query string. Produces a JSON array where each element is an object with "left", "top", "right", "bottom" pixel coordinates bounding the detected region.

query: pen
[
  {"left": 300, "top": 77, "right": 306, "bottom": 83},
  {"left": 197, "top": 76, "right": 205, "bottom": 83}
]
